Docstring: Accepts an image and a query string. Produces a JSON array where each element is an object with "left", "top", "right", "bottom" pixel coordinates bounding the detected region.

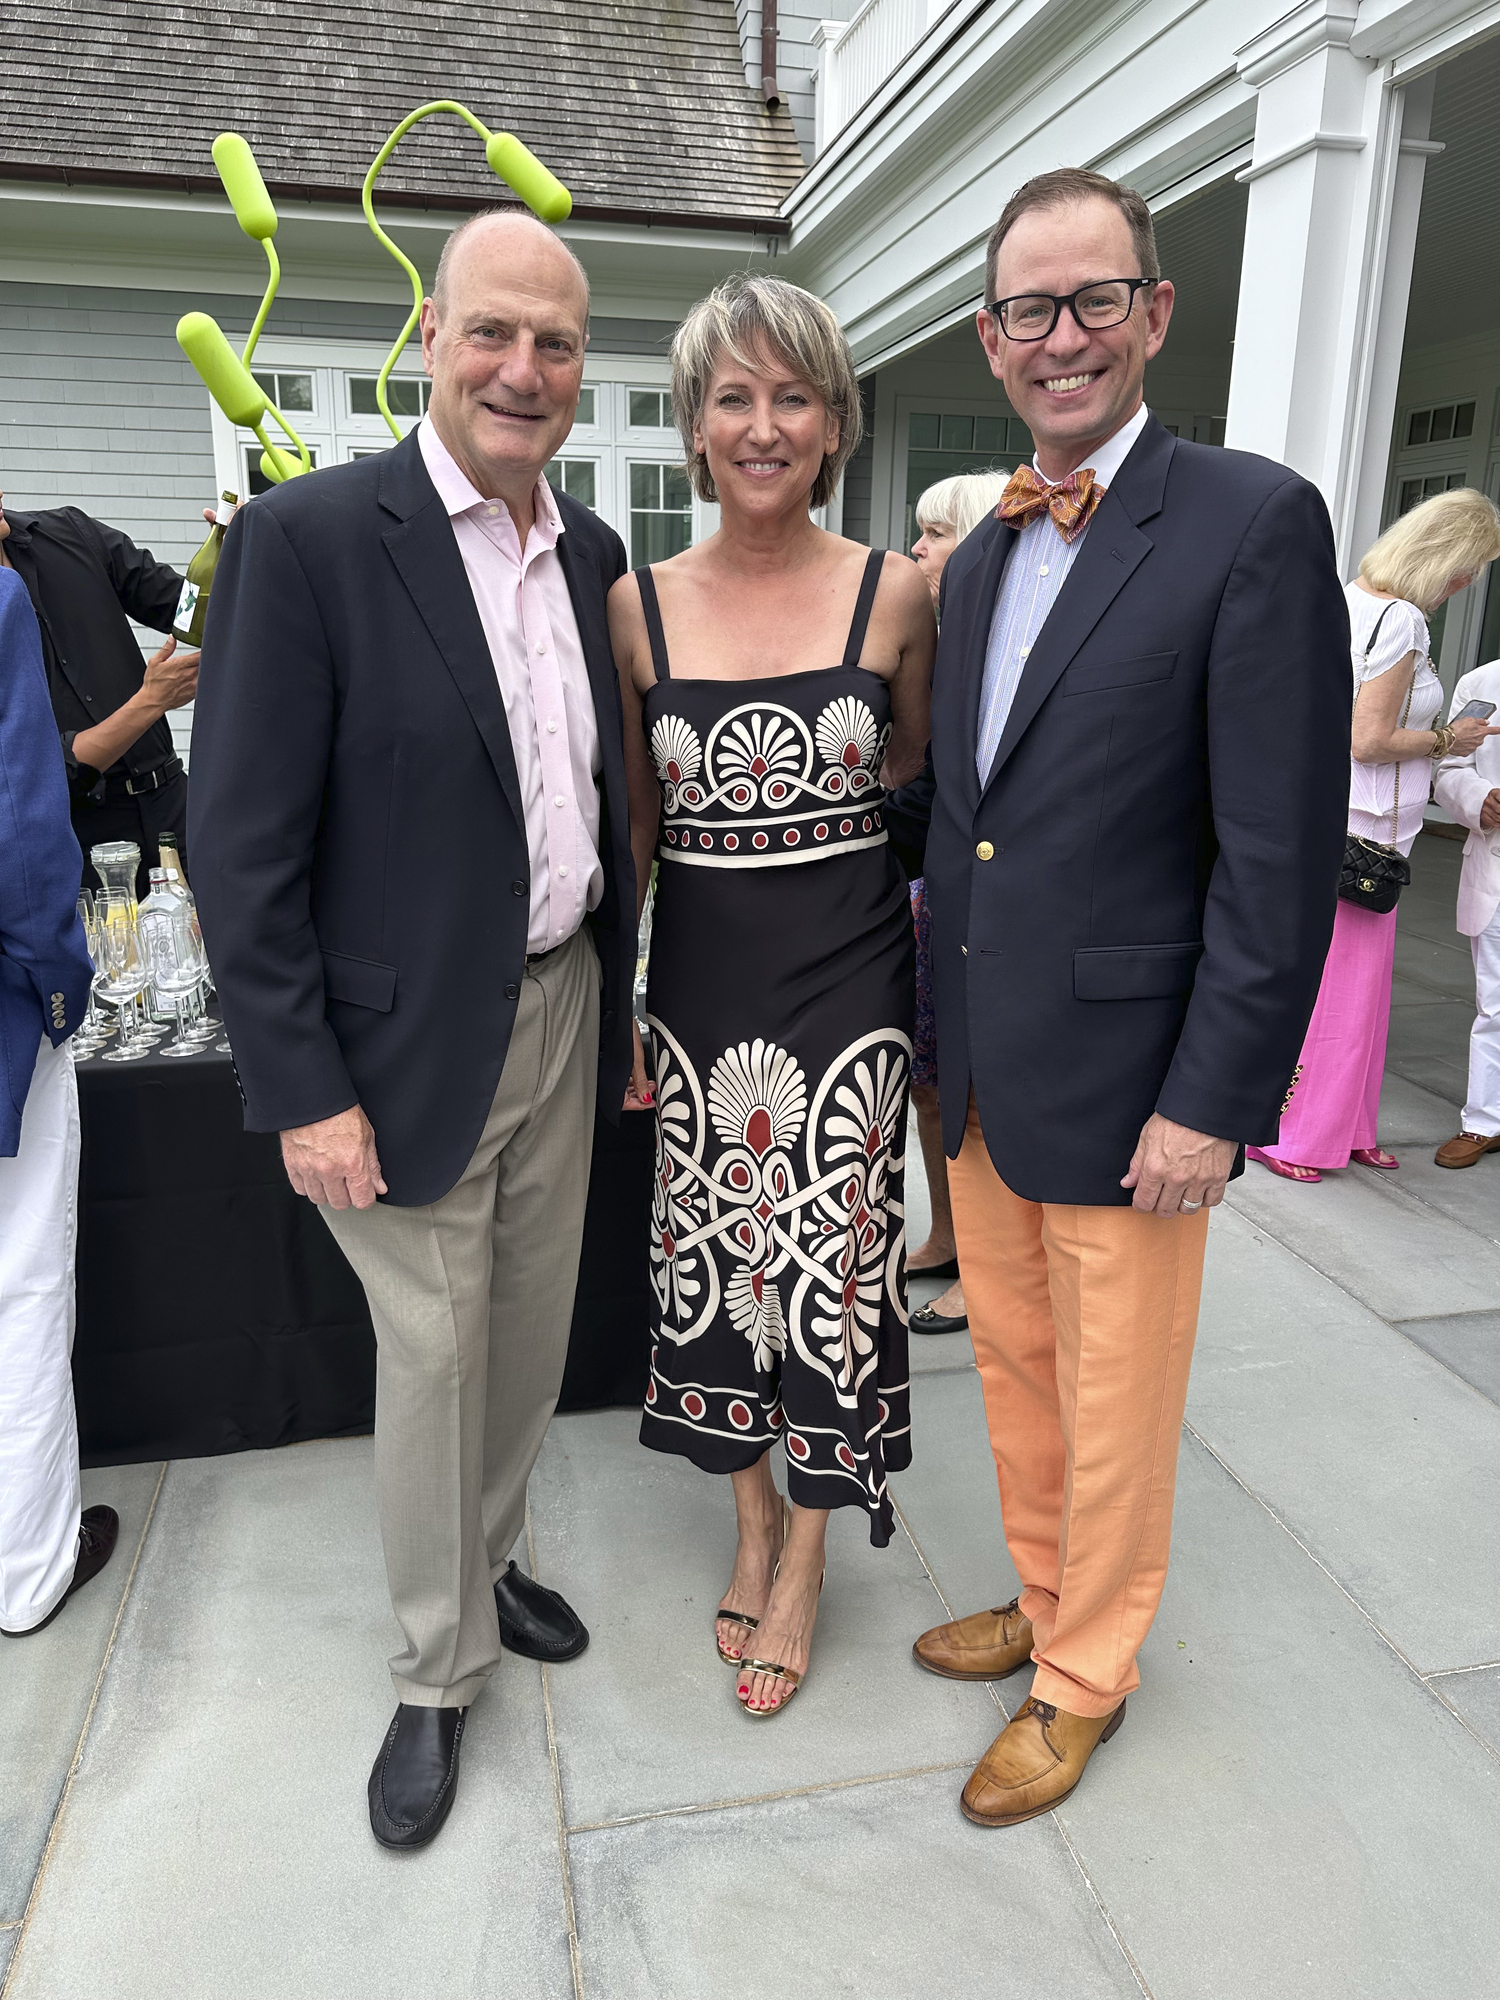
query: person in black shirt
[{"left": 0, "top": 488, "right": 200, "bottom": 897}]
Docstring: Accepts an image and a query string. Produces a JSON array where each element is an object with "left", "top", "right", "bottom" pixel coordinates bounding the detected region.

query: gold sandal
[
  {"left": 715, "top": 1495, "right": 790, "bottom": 1665},
  {"left": 737, "top": 1657, "right": 803, "bottom": 1717}
]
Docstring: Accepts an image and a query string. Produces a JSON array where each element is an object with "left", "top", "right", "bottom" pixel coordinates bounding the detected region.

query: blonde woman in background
[
  {"left": 905, "top": 471, "right": 1009, "bottom": 1336},
  {"left": 1250, "top": 485, "right": 1500, "bottom": 1182}
]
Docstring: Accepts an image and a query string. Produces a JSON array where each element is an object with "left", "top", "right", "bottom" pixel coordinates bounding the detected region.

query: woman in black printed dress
[{"left": 609, "top": 275, "right": 934, "bottom": 1717}]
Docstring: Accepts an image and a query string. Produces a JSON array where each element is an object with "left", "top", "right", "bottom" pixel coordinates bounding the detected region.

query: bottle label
[{"left": 174, "top": 579, "right": 200, "bottom": 630}]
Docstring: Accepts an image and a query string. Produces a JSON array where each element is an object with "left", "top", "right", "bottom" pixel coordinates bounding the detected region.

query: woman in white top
[{"left": 1251, "top": 486, "right": 1500, "bottom": 1181}]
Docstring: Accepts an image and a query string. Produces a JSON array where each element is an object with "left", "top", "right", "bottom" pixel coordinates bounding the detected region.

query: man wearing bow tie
[{"left": 894, "top": 168, "right": 1350, "bottom": 1824}]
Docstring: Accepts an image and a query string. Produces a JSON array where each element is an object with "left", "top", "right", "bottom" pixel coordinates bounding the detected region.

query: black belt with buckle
[
  {"left": 98, "top": 754, "right": 184, "bottom": 802},
  {"left": 525, "top": 942, "right": 562, "bottom": 970}
]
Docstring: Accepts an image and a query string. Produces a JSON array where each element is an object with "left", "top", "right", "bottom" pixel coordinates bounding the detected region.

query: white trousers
[
  {"left": 1463, "top": 907, "right": 1500, "bottom": 1139},
  {"left": 0, "top": 1034, "right": 82, "bottom": 1632}
]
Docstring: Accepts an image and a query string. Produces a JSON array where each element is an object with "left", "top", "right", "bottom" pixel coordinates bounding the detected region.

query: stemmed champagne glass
[
  {"left": 94, "top": 893, "right": 151, "bottom": 1062},
  {"left": 71, "top": 892, "right": 111, "bottom": 1057}
]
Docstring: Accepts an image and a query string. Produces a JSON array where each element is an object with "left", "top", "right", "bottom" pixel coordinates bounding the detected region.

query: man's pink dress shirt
[{"left": 418, "top": 417, "right": 603, "bottom": 955}]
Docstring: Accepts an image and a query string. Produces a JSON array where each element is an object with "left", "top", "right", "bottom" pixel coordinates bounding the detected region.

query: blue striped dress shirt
[{"left": 975, "top": 404, "right": 1151, "bottom": 784}]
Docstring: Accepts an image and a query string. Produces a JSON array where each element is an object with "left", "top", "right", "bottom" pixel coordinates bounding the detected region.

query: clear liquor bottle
[{"left": 138, "top": 867, "right": 194, "bottom": 1020}]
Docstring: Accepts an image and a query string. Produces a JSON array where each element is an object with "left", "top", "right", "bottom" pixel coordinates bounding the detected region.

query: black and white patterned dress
[{"left": 636, "top": 550, "right": 914, "bottom": 1546}]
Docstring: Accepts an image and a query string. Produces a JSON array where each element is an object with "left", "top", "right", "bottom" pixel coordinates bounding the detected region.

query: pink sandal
[
  {"left": 1350, "top": 1148, "right": 1398, "bottom": 1170},
  {"left": 1246, "top": 1146, "right": 1321, "bottom": 1183}
]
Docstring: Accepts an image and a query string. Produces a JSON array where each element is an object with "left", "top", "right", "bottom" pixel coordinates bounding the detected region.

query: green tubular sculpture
[
  {"left": 362, "top": 101, "right": 570, "bottom": 438},
  {"left": 177, "top": 113, "right": 572, "bottom": 477}
]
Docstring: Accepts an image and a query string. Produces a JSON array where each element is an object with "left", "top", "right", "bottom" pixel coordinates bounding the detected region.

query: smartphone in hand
[{"left": 1455, "top": 699, "right": 1498, "bottom": 721}]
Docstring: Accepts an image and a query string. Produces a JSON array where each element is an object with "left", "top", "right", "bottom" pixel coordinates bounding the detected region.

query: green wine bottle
[{"left": 171, "top": 491, "right": 238, "bottom": 646}]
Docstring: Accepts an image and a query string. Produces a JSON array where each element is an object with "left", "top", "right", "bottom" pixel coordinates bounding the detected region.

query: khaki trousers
[
  {"left": 322, "top": 927, "right": 599, "bottom": 1707},
  {"left": 948, "top": 1096, "right": 1210, "bottom": 1717}
]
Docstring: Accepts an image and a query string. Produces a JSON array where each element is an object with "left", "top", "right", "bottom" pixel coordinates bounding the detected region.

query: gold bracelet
[{"left": 1432, "top": 724, "right": 1456, "bottom": 759}]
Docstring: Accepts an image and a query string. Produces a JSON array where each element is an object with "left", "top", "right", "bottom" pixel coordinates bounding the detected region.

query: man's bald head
[{"left": 431, "top": 208, "right": 590, "bottom": 323}]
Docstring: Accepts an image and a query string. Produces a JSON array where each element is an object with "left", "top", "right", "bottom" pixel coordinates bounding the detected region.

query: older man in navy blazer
[
  {"left": 895, "top": 169, "right": 1350, "bottom": 1826},
  {"left": 0, "top": 568, "right": 117, "bottom": 1637}
]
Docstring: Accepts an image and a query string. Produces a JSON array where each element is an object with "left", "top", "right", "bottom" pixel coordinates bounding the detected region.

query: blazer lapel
[
  {"left": 378, "top": 441, "right": 525, "bottom": 834},
  {"left": 554, "top": 525, "right": 618, "bottom": 737},
  {"left": 948, "top": 520, "right": 1018, "bottom": 817},
  {"left": 978, "top": 418, "right": 1176, "bottom": 798}
]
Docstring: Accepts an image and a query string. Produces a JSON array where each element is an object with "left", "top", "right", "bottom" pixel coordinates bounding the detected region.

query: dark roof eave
[{"left": 0, "top": 159, "right": 793, "bottom": 237}]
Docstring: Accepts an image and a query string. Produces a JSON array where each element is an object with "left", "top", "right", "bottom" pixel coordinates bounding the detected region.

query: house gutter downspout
[{"left": 762, "top": 0, "right": 780, "bottom": 107}]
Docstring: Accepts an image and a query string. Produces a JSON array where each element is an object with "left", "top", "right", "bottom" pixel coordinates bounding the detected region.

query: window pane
[
  {"left": 1006, "top": 419, "right": 1033, "bottom": 455},
  {"left": 630, "top": 462, "right": 660, "bottom": 508},
  {"left": 631, "top": 511, "right": 691, "bottom": 566},
  {"left": 1431, "top": 405, "right": 1455, "bottom": 443},
  {"left": 277, "top": 372, "right": 314, "bottom": 413},
  {"left": 1455, "top": 401, "right": 1475, "bottom": 439},
  {"left": 908, "top": 413, "right": 940, "bottom": 448},
  {"left": 546, "top": 458, "right": 597, "bottom": 509},
  {"left": 629, "top": 390, "right": 665, "bottom": 428},
  {"left": 662, "top": 464, "right": 692, "bottom": 509},
  {"left": 386, "top": 379, "right": 424, "bottom": 418},
  {"left": 349, "top": 376, "right": 379, "bottom": 416},
  {"left": 244, "top": 443, "right": 318, "bottom": 497},
  {"left": 576, "top": 386, "right": 596, "bottom": 426},
  {"left": 974, "top": 415, "right": 1006, "bottom": 453},
  {"left": 1209, "top": 416, "right": 1227, "bottom": 447},
  {"left": 1398, "top": 479, "right": 1422, "bottom": 513},
  {"left": 1447, "top": 471, "right": 1467, "bottom": 492},
  {"left": 939, "top": 414, "right": 973, "bottom": 451},
  {"left": 1407, "top": 409, "right": 1431, "bottom": 445}
]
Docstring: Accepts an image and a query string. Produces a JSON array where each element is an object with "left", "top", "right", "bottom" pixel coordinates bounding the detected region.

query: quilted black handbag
[{"left": 1339, "top": 603, "right": 1412, "bottom": 915}]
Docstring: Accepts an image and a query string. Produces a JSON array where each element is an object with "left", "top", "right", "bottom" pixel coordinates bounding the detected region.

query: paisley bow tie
[{"left": 996, "top": 464, "right": 1105, "bottom": 543}]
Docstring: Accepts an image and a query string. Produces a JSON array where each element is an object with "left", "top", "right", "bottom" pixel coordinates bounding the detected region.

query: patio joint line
[
  {"left": 1182, "top": 1422, "right": 1500, "bottom": 1770},
  {"left": 890, "top": 1492, "right": 1012, "bottom": 1716},
  {"left": 1052, "top": 1816, "right": 1156, "bottom": 1999},
  {"left": 1426, "top": 1657, "right": 1500, "bottom": 1679},
  {"left": 1, "top": 1460, "right": 168, "bottom": 2000},
  {"left": 564, "top": 1757, "right": 976, "bottom": 1835},
  {"left": 527, "top": 1509, "right": 584, "bottom": 2000}
]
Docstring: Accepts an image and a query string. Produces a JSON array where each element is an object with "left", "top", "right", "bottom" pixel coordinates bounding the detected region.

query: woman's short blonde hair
[
  {"left": 915, "top": 470, "right": 1012, "bottom": 545},
  {"left": 1360, "top": 486, "right": 1500, "bottom": 613},
  {"left": 671, "top": 274, "right": 863, "bottom": 512}
]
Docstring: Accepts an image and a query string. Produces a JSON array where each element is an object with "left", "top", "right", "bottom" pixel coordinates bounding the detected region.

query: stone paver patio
[{"left": 3, "top": 831, "right": 1499, "bottom": 1999}]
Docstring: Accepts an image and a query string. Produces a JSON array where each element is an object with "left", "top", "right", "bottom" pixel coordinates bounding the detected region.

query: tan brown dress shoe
[
  {"left": 913, "top": 1597, "right": 1034, "bottom": 1681},
  {"left": 960, "top": 1695, "right": 1126, "bottom": 1828},
  {"left": 1435, "top": 1131, "right": 1500, "bottom": 1169}
]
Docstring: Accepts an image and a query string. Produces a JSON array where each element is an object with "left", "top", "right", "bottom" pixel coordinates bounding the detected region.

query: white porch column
[
  {"left": 812, "top": 20, "right": 848, "bottom": 154},
  {"left": 1223, "top": 0, "right": 1439, "bottom": 571}
]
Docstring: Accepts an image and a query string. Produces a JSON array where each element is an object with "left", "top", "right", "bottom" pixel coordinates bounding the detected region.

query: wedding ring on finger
[{"left": 1180, "top": 1198, "right": 1203, "bottom": 1213}]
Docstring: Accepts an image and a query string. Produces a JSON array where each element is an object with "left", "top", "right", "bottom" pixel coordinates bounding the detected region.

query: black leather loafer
[
  {"left": 368, "top": 1704, "right": 466, "bottom": 1850},
  {"left": 494, "top": 1561, "right": 589, "bottom": 1661},
  {"left": 907, "top": 1255, "right": 960, "bottom": 1282},
  {"left": 910, "top": 1303, "right": 969, "bottom": 1336},
  {"left": 0, "top": 1505, "right": 119, "bottom": 1638}
]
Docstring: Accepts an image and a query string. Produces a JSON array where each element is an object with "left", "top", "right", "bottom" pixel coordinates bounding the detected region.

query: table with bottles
[{"left": 70, "top": 839, "right": 655, "bottom": 1468}]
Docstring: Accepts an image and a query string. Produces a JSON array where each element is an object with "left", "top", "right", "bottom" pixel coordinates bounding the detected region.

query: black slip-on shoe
[
  {"left": 910, "top": 1303, "right": 969, "bottom": 1336},
  {"left": 368, "top": 1703, "right": 466, "bottom": 1851},
  {"left": 907, "top": 1255, "right": 960, "bottom": 1282},
  {"left": 494, "top": 1561, "right": 589, "bottom": 1661},
  {"left": 1, "top": 1505, "right": 120, "bottom": 1638}
]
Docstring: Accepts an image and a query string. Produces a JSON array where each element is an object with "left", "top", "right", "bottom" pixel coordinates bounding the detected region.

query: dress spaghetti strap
[
  {"left": 634, "top": 566, "right": 671, "bottom": 682},
  {"left": 841, "top": 548, "right": 885, "bottom": 669}
]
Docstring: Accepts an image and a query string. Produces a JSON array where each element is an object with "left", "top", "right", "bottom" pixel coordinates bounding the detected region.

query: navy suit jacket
[
  {"left": 0, "top": 568, "right": 92, "bottom": 1155},
  {"left": 188, "top": 432, "right": 635, "bottom": 1206},
  {"left": 887, "top": 416, "right": 1351, "bottom": 1204}
]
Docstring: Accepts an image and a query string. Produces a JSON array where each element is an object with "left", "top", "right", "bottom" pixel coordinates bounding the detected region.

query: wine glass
[
  {"left": 94, "top": 895, "right": 151, "bottom": 1062},
  {"left": 139, "top": 907, "right": 203, "bottom": 1060}
]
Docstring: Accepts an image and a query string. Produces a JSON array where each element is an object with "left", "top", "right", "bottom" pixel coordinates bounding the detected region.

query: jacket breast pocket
[
  {"left": 1061, "top": 651, "right": 1178, "bottom": 696},
  {"left": 1073, "top": 941, "right": 1202, "bottom": 1001},
  {"left": 322, "top": 950, "right": 397, "bottom": 1013}
]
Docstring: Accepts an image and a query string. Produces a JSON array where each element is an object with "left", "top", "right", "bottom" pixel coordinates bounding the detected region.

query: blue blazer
[
  {"left": 887, "top": 416, "right": 1351, "bottom": 1205},
  {"left": 0, "top": 567, "right": 92, "bottom": 1155}
]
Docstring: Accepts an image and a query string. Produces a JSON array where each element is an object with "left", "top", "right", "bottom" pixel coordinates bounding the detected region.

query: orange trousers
[{"left": 947, "top": 1097, "right": 1210, "bottom": 1716}]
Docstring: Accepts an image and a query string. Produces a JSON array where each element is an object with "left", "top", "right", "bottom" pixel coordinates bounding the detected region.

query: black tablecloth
[{"left": 74, "top": 1034, "right": 656, "bottom": 1467}]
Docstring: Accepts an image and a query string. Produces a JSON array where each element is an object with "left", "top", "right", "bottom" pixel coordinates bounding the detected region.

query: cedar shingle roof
[{"left": 0, "top": 0, "right": 805, "bottom": 228}]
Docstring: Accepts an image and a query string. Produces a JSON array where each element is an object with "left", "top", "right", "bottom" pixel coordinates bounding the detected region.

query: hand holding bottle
[{"left": 142, "top": 634, "right": 200, "bottom": 710}]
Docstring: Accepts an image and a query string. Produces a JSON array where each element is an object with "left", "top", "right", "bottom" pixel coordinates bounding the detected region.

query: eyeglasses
[{"left": 987, "top": 278, "right": 1160, "bottom": 342}]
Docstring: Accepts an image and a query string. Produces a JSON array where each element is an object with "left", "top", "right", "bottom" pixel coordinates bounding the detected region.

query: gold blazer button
[{"left": 975, "top": 841, "right": 994, "bottom": 861}]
